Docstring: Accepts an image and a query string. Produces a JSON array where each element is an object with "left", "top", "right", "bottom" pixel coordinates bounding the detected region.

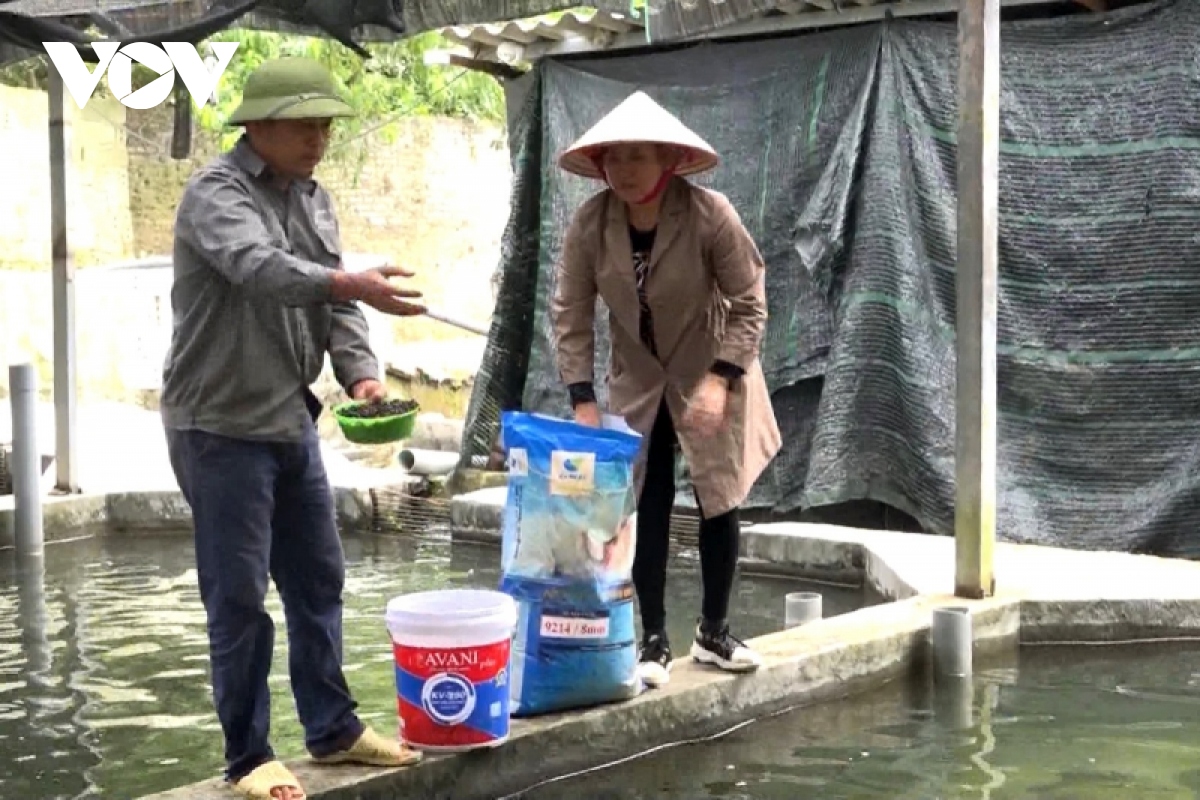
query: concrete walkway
[
  {"left": 0, "top": 400, "right": 409, "bottom": 497},
  {"left": 452, "top": 486, "right": 1200, "bottom": 603},
  {"left": 0, "top": 401, "right": 419, "bottom": 546},
  {"left": 449, "top": 487, "right": 1200, "bottom": 645},
  {"left": 790, "top": 520, "right": 1200, "bottom": 601}
]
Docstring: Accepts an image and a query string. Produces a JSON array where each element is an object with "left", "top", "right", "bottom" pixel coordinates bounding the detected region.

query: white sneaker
[
  {"left": 690, "top": 621, "right": 762, "bottom": 673},
  {"left": 637, "top": 631, "right": 674, "bottom": 688}
]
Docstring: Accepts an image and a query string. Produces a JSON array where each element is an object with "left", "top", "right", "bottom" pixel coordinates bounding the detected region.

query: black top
[
  {"left": 566, "top": 225, "right": 745, "bottom": 410},
  {"left": 629, "top": 225, "right": 659, "bottom": 357},
  {"left": 629, "top": 225, "right": 657, "bottom": 254}
]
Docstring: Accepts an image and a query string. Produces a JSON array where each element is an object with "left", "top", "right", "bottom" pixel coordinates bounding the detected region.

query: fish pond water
[
  {"left": 521, "top": 642, "right": 1200, "bottom": 799},
  {"left": 0, "top": 529, "right": 869, "bottom": 799}
]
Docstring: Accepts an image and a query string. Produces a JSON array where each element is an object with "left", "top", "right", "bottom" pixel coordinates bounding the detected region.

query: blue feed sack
[{"left": 499, "top": 411, "right": 645, "bottom": 716}]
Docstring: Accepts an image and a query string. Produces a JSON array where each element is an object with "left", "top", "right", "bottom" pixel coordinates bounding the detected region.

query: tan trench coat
[{"left": 550, "top": 177, "right": 782, "bottom": 518}]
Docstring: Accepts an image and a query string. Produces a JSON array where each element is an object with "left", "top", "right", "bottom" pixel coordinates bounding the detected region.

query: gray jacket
[{"left": 160, "top": 138, "right": 379, "bottom": 441}]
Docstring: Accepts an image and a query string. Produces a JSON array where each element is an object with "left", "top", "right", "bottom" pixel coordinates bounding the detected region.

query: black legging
[{"left": 632, "top": 400, "right": 740, "bottom": 634}]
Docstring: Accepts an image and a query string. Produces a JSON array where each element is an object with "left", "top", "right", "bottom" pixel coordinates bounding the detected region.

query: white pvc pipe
[
  {"left": 15, "top": 556, "right": 50, "bottom": 676},
  {"left": 934, "top": 674, "right": 974, "bottom": 731},
  {"left": 784, "top": 591, "right": 822, "bottom": 628},
  {"left": 399, "top": 448, "right": 460, "bottom": 476},
  {"left": 932, "top": 606, "right": 973, "bottom": 678},
  {"left": 9, "top": 363, "right": 44, "bottom": 558}
]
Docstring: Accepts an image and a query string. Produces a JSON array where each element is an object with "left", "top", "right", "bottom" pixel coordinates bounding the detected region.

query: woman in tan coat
[{"left": 550, "top": 91, "right": 782, "bottom": 687}]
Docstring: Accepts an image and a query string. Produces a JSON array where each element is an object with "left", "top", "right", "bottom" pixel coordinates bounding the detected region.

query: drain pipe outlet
[
  {"left": 399, "top": 448, "right": 460, "bottom": 477},
  {"left": 9, "top": 363, "right": 44, "bottom": 559},
  {"left": 931, "top": 606, "right": 973, "bottom": 679},
  {"left": 784, "top": 591, "right": 823, "bottom": 628}
]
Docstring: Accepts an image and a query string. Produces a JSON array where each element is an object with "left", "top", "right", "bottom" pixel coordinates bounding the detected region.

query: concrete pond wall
[{"left": 5, "top": 486, "right": 1200, "bottom": 799}]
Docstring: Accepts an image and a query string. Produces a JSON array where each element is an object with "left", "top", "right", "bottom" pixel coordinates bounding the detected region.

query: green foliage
[
  {"left": 0, "top": 57, "right": 47, "bottom": 89},
  {"left": 197, "top": 30, "right": 504, "bottom": 148}
]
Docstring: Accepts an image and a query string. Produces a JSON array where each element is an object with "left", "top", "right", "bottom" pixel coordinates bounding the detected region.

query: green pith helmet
[{"left": 227, "top": 57, "right": 355, "bottom": 125}]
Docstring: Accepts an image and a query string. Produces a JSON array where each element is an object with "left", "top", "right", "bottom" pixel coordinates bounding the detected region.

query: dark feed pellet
[{"left": 339, "top": 399, "right": 419, "bottom": 419}]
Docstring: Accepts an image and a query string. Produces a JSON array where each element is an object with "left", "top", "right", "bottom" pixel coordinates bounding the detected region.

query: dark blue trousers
[{"left": 166, "top": 426, "right": 364, "bottom": 781}]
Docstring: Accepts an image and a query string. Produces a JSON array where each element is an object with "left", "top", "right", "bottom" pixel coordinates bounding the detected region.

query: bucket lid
[{"left": 386, "top": 589, "right": 517, "bottom": 630}]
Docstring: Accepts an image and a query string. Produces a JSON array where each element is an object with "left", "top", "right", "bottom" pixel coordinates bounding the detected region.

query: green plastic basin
[{"left": 332, "top": 401, "right": 419, "bottom": 445}]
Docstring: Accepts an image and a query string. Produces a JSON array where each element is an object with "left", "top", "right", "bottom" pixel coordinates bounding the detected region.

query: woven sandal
[
  {"left": 311, "top": 727, "right": 422, "bottom": 768},
  {"left": 232, "top": 760, "right": 306, "bottom": 800}
]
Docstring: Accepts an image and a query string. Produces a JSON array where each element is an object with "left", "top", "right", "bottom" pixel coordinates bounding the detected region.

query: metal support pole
[
  {"left": 48, "top": 66, "right": 79, "bottom": 493},
  {"left": 954, "top": 0, "right": 1000, "bottom": 599},
  {"left": 9, "top": 363, "right": 45, "bottom": 558},
  {"left": 423, "top": 308, "right": 490, "bottom": 337}
]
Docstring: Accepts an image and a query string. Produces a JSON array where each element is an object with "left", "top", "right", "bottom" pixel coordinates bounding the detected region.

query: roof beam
[
  {"left": 424, "top": 47, "right": 524, "bottom": 79},
  {"left": 514, "top": 0, "right": 1070, "bottom": 61}
]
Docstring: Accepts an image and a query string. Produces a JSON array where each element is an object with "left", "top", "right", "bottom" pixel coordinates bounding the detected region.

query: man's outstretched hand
[
  {"left": 332, "top": 265, "right": 427, "bottom": 317},
  {"left": 350, "top": 378, "right": 387, "bottom": 403}
]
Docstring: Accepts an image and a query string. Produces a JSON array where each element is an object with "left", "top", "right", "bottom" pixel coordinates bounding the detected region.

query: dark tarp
[
  {"left": 0, "top": 0, "right": 396, "bottom": 63},
  {"left": 0, "top": 0, "right": 626, "bottom": 60},
  {"left": 462, "top": 0, "right": 1200, "bottom": 556}
]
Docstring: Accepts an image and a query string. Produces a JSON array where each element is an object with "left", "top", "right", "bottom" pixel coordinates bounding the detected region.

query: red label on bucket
[{"left": 394, "top": 640, "right": 511, "bottom": 750}]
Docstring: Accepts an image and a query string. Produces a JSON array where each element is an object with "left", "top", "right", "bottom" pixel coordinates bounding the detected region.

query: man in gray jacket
[{"left": 161, "top": 57, "right": 422, "bottom": 800}]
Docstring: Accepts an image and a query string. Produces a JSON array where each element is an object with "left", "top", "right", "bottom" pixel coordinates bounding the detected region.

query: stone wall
[
  {"left": 125, "top": 109, "right": 512, "bottom": 345},
  {"left": 0, "top": 84, "right": 135, "bottom": 270},
  {"left": 319, "top": 119, "right": 511, "bottom": 346}
]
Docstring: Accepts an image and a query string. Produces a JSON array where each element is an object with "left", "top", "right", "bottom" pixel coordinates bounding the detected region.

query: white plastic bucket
[{"left": 385, "top": 588, "right": 518, "bottom": 752}]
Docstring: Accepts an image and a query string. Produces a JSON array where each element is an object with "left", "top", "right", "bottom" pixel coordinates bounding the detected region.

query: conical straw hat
[{"left": 558, "top": 91, "right": 719, "bottom": 180}]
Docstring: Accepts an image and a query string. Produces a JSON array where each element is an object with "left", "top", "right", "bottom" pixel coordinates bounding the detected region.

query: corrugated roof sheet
[
  {"left": 5, "top": 0, "right": 611, "bottom": 37},
  {"left": 437, "top": 0, "right": 897, "bottom": 66},
  {"left": 3, "top": 0, "right": 1085, "bottom": 66},
  {"left": 441, "top": 8, "right": 643, "bottom": 62},
  {"left": 2, "top": 0, "right": 820, "bottom": 43},
  {"left": 437, "top": 0, "right": 1081, "bottom": 67}
]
